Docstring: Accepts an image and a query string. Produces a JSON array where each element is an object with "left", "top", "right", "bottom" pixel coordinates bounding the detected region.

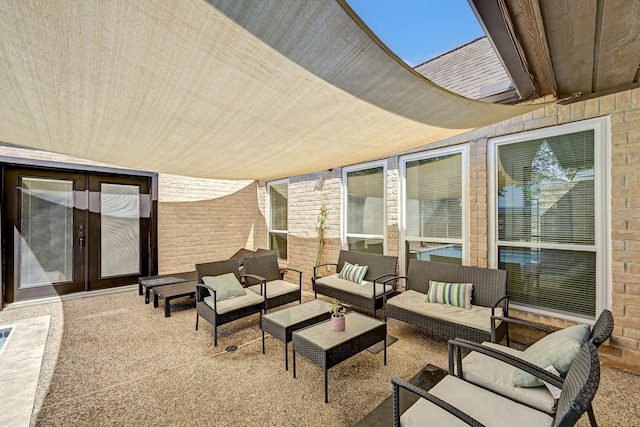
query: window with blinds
[
  {"left": 344, "top": 165, "right": 385, "bottom": 254},
  {"left": 268, "top": 181, "right": 288, "bottom": 261},
  {"left": 494, "top": 125, "right": 604, "bottom": 320},
  {"left": 403, "top": 150, "right": 465, "bottom": 270}
]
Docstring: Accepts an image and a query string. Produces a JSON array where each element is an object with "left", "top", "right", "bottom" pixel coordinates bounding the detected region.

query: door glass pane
[
  {"left": 101, "top": 184, "right": 140, "bottom": 277},
  {"left": 20, "top": 178, "right": 74, "bottom": 287}
]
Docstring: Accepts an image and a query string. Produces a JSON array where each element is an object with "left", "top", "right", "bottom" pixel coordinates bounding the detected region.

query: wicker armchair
[
  {"left": 393, "top": 341, "right": 600, "bottom": 427},
  {"left": 242, "top": 252, "right": 302, "bottom": 312},
  {"left": 447, "top": 309, "right": 613, "bottom": 427},
  {"left": 195, "top": 259, "right": 265, "bottom": 346}
]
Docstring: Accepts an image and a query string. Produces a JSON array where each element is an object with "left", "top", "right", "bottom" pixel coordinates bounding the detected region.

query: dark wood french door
[{"left": 3, "top": 167, "right": 153, "bottom": 303}]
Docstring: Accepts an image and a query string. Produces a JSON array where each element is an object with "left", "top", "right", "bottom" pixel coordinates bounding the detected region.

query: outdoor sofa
[
  {"left": 384, "top": 259, "right": 509, "bottom": 343},
  {"left": 312, "top": 250, "right": 398, "bottom": 316}
]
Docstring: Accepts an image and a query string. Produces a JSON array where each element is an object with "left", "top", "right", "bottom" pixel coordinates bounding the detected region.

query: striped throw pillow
[
  {"left": 426, "top": 280, "right": 473, "bottom": 309},
  {"left": 338, "top": 261, "right": 368, "bottom": 285}
]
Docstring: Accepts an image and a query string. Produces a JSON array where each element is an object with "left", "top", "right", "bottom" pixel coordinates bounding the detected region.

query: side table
[
  {"left": 261, "top": 299, "right": 332, "bottom": 370},
  {"left": 153, "top": 281, "right": 197, "bottom": 317},
  {"left": 139, "top": 275, "right": 187, "bottom": 304},
  {"left": 292, "top": 312, "right": 387, "bottom": 403}
]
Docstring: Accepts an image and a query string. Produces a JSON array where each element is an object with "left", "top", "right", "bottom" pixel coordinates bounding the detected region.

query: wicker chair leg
[
  {"left": 214, "top": 324, "right": 218, "bottom": 347},
  {"left": 195, "top": 314, "right": 199, "bottom": 331},
  {"left": 587, "top": 404, "right": 598, "bottom": 427},
  {"left": 392, "top": 382, "right": 400, "bottom": 427}
]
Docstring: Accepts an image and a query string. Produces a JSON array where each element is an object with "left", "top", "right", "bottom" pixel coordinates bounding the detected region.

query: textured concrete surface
[
  {"left": 0, "top": 287, "right": 637, "bottom": 426},
  {"left": 0, "top": 315, "right": 50, "bottom": 427}
]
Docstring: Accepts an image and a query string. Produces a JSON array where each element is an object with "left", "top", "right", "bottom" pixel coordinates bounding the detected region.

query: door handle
[{"left": 78, "top": 232, "right": 85, "bottom": 251}]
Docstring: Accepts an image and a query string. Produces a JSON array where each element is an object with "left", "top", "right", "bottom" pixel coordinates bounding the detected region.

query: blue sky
[{"left": 346, "top": 0, "right": 485, "bottom": 67}]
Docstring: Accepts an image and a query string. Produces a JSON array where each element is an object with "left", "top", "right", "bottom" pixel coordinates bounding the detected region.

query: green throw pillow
[
  {"left": 202, "top": 273, "right": 246, "bottom": 301},
  {"left": 338, "top": 261, "right": 368, "bottom": 285},
  {"left": 425, "top": 280, "right": 473, "bottom": 309},
  {"left": 512, "top": 324, "right": 590, "bottom": 387}
]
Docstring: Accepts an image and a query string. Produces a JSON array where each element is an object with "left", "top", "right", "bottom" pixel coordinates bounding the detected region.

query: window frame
[
  {"left": 487, "top": 117, "right": 610, "bottom": 322},
  {"left": 399, "top": 145, "right": 470, "bottom": 275},
  {"left": 266, "top": 178, "right": 289, "bottom": 262},
  {"left": 342, "top": 160, "right": 387, "bottom": 254}
]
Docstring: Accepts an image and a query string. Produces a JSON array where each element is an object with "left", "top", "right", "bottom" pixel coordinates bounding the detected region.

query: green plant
[
  {"left": 316, "top": 204, "right": 328, "bottom": 267},
  {"left": 329, "top": 299, "right": 344, "bottom": 317}
]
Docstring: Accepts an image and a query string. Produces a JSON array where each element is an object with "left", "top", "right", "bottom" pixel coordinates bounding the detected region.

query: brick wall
[
  {"left": 469, "top": 138, "right": 489, "bottom": 268},
  {"left": 157, "top": 174, "right": 261, "bottom": 274}
]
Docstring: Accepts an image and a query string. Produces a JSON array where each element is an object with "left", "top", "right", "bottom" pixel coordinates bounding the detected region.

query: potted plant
[{"left": 329, "top": 299, "right": 345, "bottom": 331}]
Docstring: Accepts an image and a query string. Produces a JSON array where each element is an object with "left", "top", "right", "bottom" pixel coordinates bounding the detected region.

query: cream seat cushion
[
  {"left": 385, "top": 290, "right": 503, "bottom": 332},
  {"left": 314, "top": 274, "right": 393, "bottom": 297},
  {"left": 461, "top": 342, "right": 556, "bottom": 414},
  {"left": 247, "top": 280, "right": 298, "bottom": 298},
  {"left": 204, "top": 291, "right": 264, "bottom": 314},
  {"left": 401, "top": 375, "right": 553, "bottom": 427}
]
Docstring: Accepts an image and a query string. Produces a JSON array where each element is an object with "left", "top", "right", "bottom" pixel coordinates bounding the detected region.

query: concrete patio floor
[{"left": 0, "top": 287, "right": 638, "bottom": 426}]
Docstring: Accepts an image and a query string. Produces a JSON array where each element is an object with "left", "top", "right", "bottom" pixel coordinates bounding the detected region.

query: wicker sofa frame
[
  {"left": 195, "top": 259, "right": 265, "bottom": 346},
  {"left": 312, "top": 250, "right": 398, "bottom": 316},
  {"left": 384, "top": 259, "right": 509, "bottom": 343}
]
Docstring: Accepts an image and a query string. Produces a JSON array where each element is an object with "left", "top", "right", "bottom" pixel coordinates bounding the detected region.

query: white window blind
[
  {"left": 268, "top": 182, "right": 288, "bottom": 260},
  {"left": 345, "top": 166, "right": 384, "bottom": 254},
  {"left": 404, "top": 152, "right": 464, "bottom": 267},
  {"left": 497, "top": 129, "right": 597, "bottom": 318}
]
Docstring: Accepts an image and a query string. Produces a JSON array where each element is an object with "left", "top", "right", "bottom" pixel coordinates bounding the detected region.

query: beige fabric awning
[{"left": 0, "top": 0, "right": 542, "bottom": 180}]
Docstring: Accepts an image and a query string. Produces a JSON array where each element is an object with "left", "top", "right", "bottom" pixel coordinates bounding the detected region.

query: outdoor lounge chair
[
  {"left": 392, "top": 341, "right": 600, "bottom": 427},
  {"left": 242, "top": 252, "right": 302, "bottom": 312},
  {"left": 195, "top": 259, "right": 265, "bottom": 346},
  {"left": 448, "top": 309, "right": 613, "bottom": 427}
]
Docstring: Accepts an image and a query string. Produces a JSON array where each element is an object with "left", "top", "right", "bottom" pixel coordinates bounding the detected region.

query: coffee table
[
  {"left": 261, "top": 299, "right": 332, "bottom": 370},
  {"left": 138, "top": 275, "right": 187, "bottom": 304},
  {"left": 153, "top": 281, "right": 197, "bottom": 317},
  {"left": 292, "top": 312, "right": 387, "bottom": 403}
]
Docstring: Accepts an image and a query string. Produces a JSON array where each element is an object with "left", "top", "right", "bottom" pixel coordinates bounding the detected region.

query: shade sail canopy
[{"left": 0, "top": 0, "right": 541, "bottom": 180}]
